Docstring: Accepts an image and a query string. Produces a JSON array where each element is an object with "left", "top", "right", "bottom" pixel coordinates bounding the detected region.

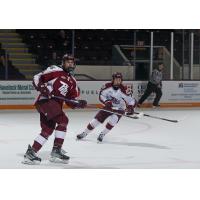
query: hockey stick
[
  {"left": 52, "top": 95, "right": 178, "bottom": 123},
  {"left": 100, "top": 108, "right": 142, "bottom": 120},
  {"left": 100, "top": 108, "right": 178, "bottom": 123},
  {"left": 52, "top": 95, "right": 80, "bottom": 104},
  {"left": 51, "top": 95, "right": 96, "bottom": 108},
  {"left": 133, "top": 111, "right": 178, "bottom": 123}
]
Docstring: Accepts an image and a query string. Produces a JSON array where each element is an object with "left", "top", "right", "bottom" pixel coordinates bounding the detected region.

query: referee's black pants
[{"left": 138, "top": 82, "right": 162, "bottom": 106}]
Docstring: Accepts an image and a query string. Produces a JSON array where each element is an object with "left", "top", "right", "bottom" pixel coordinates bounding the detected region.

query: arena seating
[
  {"left": 0, "top": 44, "right": 25, "bottom": 80},
  {"left": 16, "top": 29, "right": 136, "bottom": 66},
  {"left": 0, "top": 62, "right": 25, "bottom": 80},
  {"left": 17, "top": 29, "right": 184, "bottom": 67},
  {"left": 1, "top": 29, "right": 199, "bottom": 80}
]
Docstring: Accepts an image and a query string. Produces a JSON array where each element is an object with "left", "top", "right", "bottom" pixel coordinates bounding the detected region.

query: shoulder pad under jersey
[
  {"left": 101, "top": 82, "right": 112, "bottom": 90},
  {"left": 45, "top": 65, "right": 63, "bottom": 73},
  {"left": 119, "top": 84, "right": 132, "bottom": 96}
]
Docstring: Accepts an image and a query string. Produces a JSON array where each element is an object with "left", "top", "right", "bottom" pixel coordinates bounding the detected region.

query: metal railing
[{"left": 5, "top": 50, "right": 8, "bottom": 80}]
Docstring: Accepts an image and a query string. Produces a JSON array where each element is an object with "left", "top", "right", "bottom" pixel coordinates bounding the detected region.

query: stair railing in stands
[{"left": 5, "top": 50, "right": 8, "bottom": 80}]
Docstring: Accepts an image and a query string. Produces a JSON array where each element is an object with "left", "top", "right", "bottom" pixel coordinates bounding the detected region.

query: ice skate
[
  {"left": 137, "top": 103, "right": 141, "bottom": 108},
  {"left": 152, "top": 104, "right": 160, "bottom": 109},
  {"left": 76, "top": 132, "right": 88, "bottom": 140},
  {"left": 22, "top": 145, "right": 41, "bottom": 165},
  {"left": 97, "top": 133, "right": 105, "bottom": 143},
  {"left": 49, "top": 147, "right": 70, "bottom": 164}
]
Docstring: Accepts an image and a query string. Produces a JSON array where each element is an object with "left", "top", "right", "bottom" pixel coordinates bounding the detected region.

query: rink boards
[{"left": 1, "top": 80, "right": 200, "bottom": 109}]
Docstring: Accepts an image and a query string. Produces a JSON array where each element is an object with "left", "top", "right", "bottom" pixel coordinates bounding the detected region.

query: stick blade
[{"left": 165, "top": 119, "right": 179, "bottom": 123}]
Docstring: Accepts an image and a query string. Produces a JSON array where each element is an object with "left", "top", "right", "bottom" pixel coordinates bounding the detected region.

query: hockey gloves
[
  {"left": 75, "top": 99, "right": 87, "bottom": 108},
  {"left": 33, "top": 80, "right": 50, "bottom": 97},
  {"left": 126, "top": 105, "right": 134, "bottom": 115},
  {"left": 39, "top": 84, "right": 51, "bottom": 97},
  {"left": 67, "top": 99, "right": 87, "bottom": 109},
  {"left": 104, "top": 100, "right": 113, "bottom": 110}
]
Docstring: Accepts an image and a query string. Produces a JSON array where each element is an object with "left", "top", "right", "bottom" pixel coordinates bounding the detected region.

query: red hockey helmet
[
  {"left": 112, "top": 72, "right": 123, "bottom": 81},
  {"left": 62, "top": 54, "right": 76, "bottom": 75},
  {"left": 62, "top": 54, "right": 75, "bottom": 63},
  {"left": 112, "top": 72, "right": 123, "bottom": 90}
]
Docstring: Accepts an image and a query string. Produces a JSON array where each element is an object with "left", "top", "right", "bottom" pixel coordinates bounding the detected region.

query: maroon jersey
[{"left": 33, "top": 65, "right": 79, "bottom": 105}]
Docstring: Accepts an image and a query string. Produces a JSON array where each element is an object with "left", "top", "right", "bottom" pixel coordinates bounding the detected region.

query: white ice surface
[{"left": 0, "top": 108, "right": 200, "bottom": 169}]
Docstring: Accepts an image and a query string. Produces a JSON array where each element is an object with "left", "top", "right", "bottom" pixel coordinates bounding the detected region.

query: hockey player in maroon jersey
[
  {"left": 76, "top": 72, "right": 136, "bottom": 142},
  {"left": 23, "top": 54, "right": 87, "bottom": 164}
]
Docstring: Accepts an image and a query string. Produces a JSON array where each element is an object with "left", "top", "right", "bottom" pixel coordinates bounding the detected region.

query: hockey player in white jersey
[{"left": 76, "top": 72, "right": 136, "bottom": 142}]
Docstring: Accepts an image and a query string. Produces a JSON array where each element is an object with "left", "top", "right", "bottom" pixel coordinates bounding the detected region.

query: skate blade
[
  {"left": 76, "top": 137, "right": 86, "bottom": 141},
  {"left": 22, "top": 158, "right": 41, "bottom": 165},
  {"left": 49, "top": 157, "right": 69, "bottom": 164}
]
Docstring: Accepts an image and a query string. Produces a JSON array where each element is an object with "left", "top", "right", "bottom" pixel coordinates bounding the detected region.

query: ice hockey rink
[{"left": 0, "top": 108, "right": 200, "bottom": 169}]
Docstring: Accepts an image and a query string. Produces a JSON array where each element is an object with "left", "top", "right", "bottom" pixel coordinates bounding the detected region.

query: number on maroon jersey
[
  {"left": 52, "top": 77, "right": 70, "bottom": 97},
  {"left": 58, "top": 81, "right": 69, "bottom": 96}
]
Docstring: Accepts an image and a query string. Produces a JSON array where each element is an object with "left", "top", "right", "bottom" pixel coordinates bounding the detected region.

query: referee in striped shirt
[{"left": 137, "top": 63, "right": 164, "bottom": 108}]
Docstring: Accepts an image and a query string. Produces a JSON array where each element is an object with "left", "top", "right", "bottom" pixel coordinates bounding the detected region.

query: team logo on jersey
[
  {"left": 58, "top": 81, "right": 69, "bottom": 96},
  {"left": 111, "top": 97, "right": 120, "bottom": 104}
]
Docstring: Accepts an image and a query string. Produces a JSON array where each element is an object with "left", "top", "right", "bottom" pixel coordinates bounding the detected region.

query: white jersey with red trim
[
  {"left": 99, "top": 83, "right": 136, "bottom": 110},
  {"left": 33, "top": 65, "right": 79, "bottom": 104}
]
